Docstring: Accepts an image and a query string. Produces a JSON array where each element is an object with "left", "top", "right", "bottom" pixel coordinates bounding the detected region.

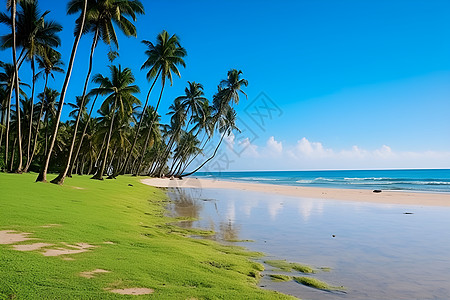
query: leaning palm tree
[
  {"left": 24, "top": 46, "right": 64, "bottom": 172},
  {"left": 52, "top": 0, "right": 144, "bottom": 185},
  {"left": 36, "top": 0, "right": 87, "bottom": 182},
  {"left": 90, "top": 65, "right": 140, "bottom": 180},
  {"left": 183, "top": 69, "right": 247, "bottom": 176},
  {"left": 132, "top": 30, "right": 186, "bottom": 176}
]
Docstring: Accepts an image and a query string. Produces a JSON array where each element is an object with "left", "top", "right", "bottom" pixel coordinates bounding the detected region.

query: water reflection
[{"left": 166, "top": 187, "right": 450, "bottom": 300}]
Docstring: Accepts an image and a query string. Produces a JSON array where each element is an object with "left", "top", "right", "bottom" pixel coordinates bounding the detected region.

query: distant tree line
[{"left": 0, "top": 0, "right": 248, "bottom": 185}]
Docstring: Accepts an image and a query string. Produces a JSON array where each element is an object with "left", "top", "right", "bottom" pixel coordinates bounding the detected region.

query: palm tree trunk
[
  {"left": 24, "top": 74, "right": 48, "bottom": 172},
  {"left": 36, "top": 0, "right": 87, "bottom": 182},
  {"left": 12, "top": 0, "right": 23, "bottom": 173},
  {"left": 67, "top": 92, "right": 99, "bottom": 177},
  {"left": 4, "top": 85, "right": 13, "bottom": 170},
  {"left": 24, "top": 58, "right": 36, "bottom": 172},
  {"left": 9, "top": 137, "right": 16, "bottom": 172},
  {"left": 180, "top": 132, "right": 209, "bottom": 175},
  {"left": 92, "top": 97, "right": 117, "bottom": 180},
  {"left": 117, "top": 70, "right": 161, "bottom": 176},
  {"left": 183, "top": 130, "right": 227, "bottom": 177},
  {"left": 134, "top": 83, "right": 165, "bottom": 176},
  {"left": 52, "top": 28, "right": 99, "bottom": 185}
]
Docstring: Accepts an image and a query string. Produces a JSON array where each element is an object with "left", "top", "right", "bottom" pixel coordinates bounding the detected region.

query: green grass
[
  {"left": 293, "top": 277, "right": 346, "bottom": 292},
  {"left": 0, "top": 173, "right": 294, "bottom": 299},
  {"left": 264, "top": 260, "right": 315, "bottom": 273},
  {"left": 269, "top": 274, "right": 292, "bottom": 282}
]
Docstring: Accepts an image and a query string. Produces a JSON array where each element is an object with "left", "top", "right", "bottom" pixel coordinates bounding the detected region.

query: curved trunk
[
  {"left": 36, "top": 0, "right": 87, "bottom": 182},
  {"left": 52, "top": 28, "right": 99, "bottom": 185},
  {"left": 117, "top": 70, "right": 161, "bottom": 176},
  {"left": 24, "top": 58, "right": 36, "bottom": 172},
  {"left": 134, "top": 83, "right": 165, "bottom": 176},
  {"left": 183, "top": 130, "right": 227, "bottom": 177},
  {"left": 91, "top": 97, "right": 118, "bottom": 180}
]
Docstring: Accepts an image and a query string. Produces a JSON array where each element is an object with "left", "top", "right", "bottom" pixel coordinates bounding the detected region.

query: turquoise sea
[{"left": 195, "top": 169, "right": 450, "bottom": 193}]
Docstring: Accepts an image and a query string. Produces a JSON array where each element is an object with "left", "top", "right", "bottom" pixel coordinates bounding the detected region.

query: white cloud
[
  {"left": 266, "top": 136, "right": 283, "bottom": 155},
  {"left": 221, "top": 136, "right": 450, "bottom": 170}
]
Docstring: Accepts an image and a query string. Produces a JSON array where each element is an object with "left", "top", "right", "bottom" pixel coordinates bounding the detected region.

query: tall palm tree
[
  {"left": 184, "top": 69, "right": 247, "bottom": 177},
  {"left": 52, "top": 0, "right": 144, "bottom": 185},
  {"left": 36, "top": 0, "right": 87, "bottom": 182},
  {"left": 1, "top": 0, "right": 63, "bottom": 172},
  {"left": 90, "top": 65, "right": 140, "bottom": 180},
  {"left": 133, "top": 30, "right": 186, "bottom": 176},
  {"left": 24, "top": 46, "right": 63, "bottom": 172}
]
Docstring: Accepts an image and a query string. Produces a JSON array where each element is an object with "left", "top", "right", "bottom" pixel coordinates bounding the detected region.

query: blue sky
[{"left": 1, "top": 0, "right": 449, "bottom": 170}]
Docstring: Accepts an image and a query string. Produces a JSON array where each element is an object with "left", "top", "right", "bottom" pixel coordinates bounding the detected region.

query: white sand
[
  {"left": 142, "top": 177, "right": 450, "bottom": 207},
  {"left": 42, "top": 243, "right": 95, "bottom": 256}
]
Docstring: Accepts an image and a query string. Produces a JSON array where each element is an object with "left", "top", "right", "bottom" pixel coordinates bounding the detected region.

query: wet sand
[{"left": 142, "top": 177, "right": 450, "bottom": 207}]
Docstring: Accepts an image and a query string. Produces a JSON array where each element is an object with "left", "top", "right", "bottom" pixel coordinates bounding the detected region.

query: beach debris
[
  {"left": 332, "top": 235, "right": 336, "bottom": 238},
  {"left": 403, "top": 212, "right": 414, "bottom": 214},
  {"left": 373, "top": 190, "right": 382, "bottom": 193},
  {"left": 79, "top": 269, "right": 110, "bottom": 278},
  {"left": 128, "top": 184, "right": 133, "bottom": 186},
  {"left": 0, "top": 230, "right": 33, "bottom": 244},
  {"left": 13, "top": 243, "right": 53, "bottom": 251},
  {"left": 108, "top": 288, "right": 154, "bottom": 295}
]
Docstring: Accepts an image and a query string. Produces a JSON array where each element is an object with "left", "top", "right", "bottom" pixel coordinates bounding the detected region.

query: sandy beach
[{"left": 142, "top": 177, "right": 450, "bottom": 207}]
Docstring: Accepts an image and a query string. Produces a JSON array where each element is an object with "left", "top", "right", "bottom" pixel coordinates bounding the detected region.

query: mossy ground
[
  {"left": 269, "top": 274, "right": 292, "bottom": 282},
  {"left": 0, "top": 173, "right": 294, "bottom": 299},
  {"left": 264, "top": 260, "right": 315, "bottom": 273},
  {"left": 293, "top": 277, "right": 346, "bottom": 292}
]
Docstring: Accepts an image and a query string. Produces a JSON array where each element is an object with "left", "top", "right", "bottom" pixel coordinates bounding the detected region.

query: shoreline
[{"left": 142, "top": 177, "right": 450, "bottom": 207}]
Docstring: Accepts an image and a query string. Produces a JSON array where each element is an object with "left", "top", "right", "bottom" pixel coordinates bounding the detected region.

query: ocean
[{"left": 195, "top": 169, "right": 450, "bottom": 193}]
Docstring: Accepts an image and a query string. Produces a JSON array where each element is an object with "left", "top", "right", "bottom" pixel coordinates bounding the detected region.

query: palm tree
[
  {"left": 51, "top": 0, "right": 144, "bottom": 185},
  {"left": 36, "top": 88, "right": 58, "bottom": 157},
  {"left": 36, "top": 0, "right": 87, "bottom": 182},
  {"left": 0, "top": 61, "right": 28, "bottom": 170},
  {"left": 133, "top": 30, "right": 187, "bottom": 176},
  {"left": 90, "top": 65, "right": 140, "bottom": 180},
  {"left": 1, "top": 0, "right": 63, "bottom": 172},
  {"left": 23, "top": 47, "right": 63, "bottom": 172},
  {"left": 184, "top": 69, "right": 247, "bottom": 177}
]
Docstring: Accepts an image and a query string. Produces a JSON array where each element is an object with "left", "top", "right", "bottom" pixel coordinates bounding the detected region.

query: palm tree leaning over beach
[
  {"left": 132, "top": 30, "right": 186, "bottom": 176},
  {"left": 90, "top": 65, "right": 140, "bottom": 180},
  {"left": 51, "top": 0, "right": 144, "bottom": 185},
  {"left": 183, "top": 69, "right": 247, "bottom": 177},
  {"left": 36, "top": 0, "right": 87, "bottom": 182}
]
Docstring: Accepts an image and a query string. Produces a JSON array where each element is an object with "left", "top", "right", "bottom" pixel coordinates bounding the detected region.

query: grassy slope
[{"left": 0, "top": 173, "right": 293, "bottom": 300}]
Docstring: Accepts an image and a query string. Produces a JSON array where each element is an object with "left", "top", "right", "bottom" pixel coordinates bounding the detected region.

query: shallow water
[{"left": 167, "top": 187, "right": 450, "bottom": 300}]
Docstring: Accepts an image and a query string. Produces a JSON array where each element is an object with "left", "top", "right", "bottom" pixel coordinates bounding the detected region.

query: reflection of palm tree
[
  {"left": 169, "top": 188, "right": 202, "bottom": 228},
  {"left": 219, "top": 221, "right": 241, "bottom": 242}
]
